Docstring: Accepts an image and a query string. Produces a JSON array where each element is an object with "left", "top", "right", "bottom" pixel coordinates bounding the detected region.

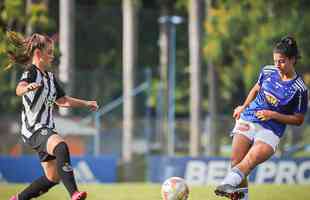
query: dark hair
[
  {"left": 5, "top": 31, "right": 53, "bottom": 68},
  {"left": 273, "top": 36, "right": 300, "bottom": 61}
]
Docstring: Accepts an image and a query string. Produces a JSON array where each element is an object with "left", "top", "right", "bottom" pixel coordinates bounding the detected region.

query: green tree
[
  {"left": 0, "top": 0, "right": 56, "bottom": 113},
  {"left": 204, "top": 0, "right": 310, "bottom": 114},
  {"left": 203, "top": 0, "right": 310, "bottom": 155},
  {"left": 0, "top": 0, "right": 25, "bottom": 113}
]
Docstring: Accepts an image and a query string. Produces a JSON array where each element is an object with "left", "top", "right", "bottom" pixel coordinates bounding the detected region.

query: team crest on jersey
[
  {"left": 264, "top": 91, "right": 279, "bottom": 106},
  {"left": 46, "top": 96, "right": 56, "bottom": 107},
  {"left": 40, "top": 129, "right": 48, "bottom": 136},
  {"left": 21, "top": 71, "right": 29, "bottom": 80}
]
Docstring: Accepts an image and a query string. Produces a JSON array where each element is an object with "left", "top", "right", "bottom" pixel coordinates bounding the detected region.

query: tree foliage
[
  {"left": 0, "top": 0, "right": 55, "bottom": 113},
  {"left": 1, "top": 0, "right": 310, "bottom": 116},
  {"left": 204, "top": 0, "right": 310, "bottom": 113}
]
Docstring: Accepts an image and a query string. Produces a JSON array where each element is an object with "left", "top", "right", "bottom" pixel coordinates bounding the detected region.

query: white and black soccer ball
[{"left": 161, "top": 177, "right": 189, "bottom": 200}]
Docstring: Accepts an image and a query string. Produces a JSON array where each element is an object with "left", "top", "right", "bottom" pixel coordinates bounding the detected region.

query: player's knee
[
  {"left": 53, "top": 141, "right": 69, "bottom": 156},
  {"left": 248, "top": 149, "right": 271, "bottom": 167},
  {"left": 46, "top": 173, "right": 60, "bottom": 183},
  {"left": 47, "top": 134, "right": 65, "bottom": 155},
  {"left": 246, "top": 153, "right": 261, "bottom": 169}
]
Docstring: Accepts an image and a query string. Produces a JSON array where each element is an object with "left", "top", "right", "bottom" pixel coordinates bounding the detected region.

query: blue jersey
[{"left": 241, "top": 65, "right": 308, "bottom": 137}]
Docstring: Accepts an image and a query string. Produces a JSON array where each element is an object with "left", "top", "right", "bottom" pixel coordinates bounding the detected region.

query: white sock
[{"left": 221, "top": 167, "right": 244, "bottom": 187}]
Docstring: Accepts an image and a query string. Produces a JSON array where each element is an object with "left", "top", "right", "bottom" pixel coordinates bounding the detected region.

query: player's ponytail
[
  {"left": 273, "top": 36, "right": 300, "bottom": 63},
  {"left": 5, "top": 31, "right": 52, "bottom": 70}
]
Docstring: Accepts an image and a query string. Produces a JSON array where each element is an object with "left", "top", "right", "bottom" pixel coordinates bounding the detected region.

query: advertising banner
[
  {"left": 0, "top": 155, "right": 118, "bottom": 183},
  {"left": 148, "top": 156, "right": 310, "bottom": 185}
]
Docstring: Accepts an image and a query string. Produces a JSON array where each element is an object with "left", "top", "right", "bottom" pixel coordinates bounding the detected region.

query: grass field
[{"left": 1, "top": 183, "right": 309, "bottom": 200}]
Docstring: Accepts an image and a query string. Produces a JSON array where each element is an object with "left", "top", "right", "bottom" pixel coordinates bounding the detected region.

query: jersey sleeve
[
  {"left": 257, "top": 69, "right": 264, "bottom": 86},
  {"left": 54, "top": 77, "right": 66, "bottom": 100},
  {"left": 294, "top": 89, "right": 308, "bottom": 114},
  {"left": 19, "top": 67, "right": 37, "bottom": 83}
]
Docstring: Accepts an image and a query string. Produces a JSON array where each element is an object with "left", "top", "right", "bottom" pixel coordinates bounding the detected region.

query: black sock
[
  {"left": 18, "top": 175, "right": 58, "bottom": 200},
  {"left": 53, "top": 142, "right": 78, "bottom": 196}
]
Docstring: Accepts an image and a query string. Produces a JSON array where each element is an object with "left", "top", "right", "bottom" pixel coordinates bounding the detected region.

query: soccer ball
[{"left": 161, "top": 177, "right": 189, "bottom": 200}]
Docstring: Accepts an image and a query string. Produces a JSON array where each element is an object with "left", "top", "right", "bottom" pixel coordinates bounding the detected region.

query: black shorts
[{"left": 23, "top": 128, "right": 57, "bottom": 162}]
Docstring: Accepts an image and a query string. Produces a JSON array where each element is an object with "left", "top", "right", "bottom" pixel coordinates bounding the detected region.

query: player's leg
[
  {"left": 235, "top": 128, "right": 278, "bottom": 176},
  {"left": 215, "top": 133, "right": 252, "bottom": 199},
  {"left": 216, "top": 125, "right": 278, "bottom": 199},
  {"left": 231, "top": 140, "right": 274, "bottom": 182},
  {"left": 41, "top": 159, "right": 61, "bottom": 183},
  {"left": 9, "top": 175, "right": 58, "bottom": 200},
  {"left": 9, "top": 130, "right": 60, "bottom": 200},
  {"left": 215, "top": 118, "right": 253, "bottom": 199},
  {"left": 231, "top": 133, "right": 252, "bottom": 171},
  {"left": 216, "top": 141, "right": 273, "bottom": 199},
  {"left": 10, "top": 176, "right": 58, "bottom": 200},
  {"left": 230, "top": 134, "right": 252, "bottom": 200},
  {"left": 10, "top": 159, "right": 59, "bottom": 200},
  {"left": 46, "top": 133, "right": 87, "bottom": 200}
]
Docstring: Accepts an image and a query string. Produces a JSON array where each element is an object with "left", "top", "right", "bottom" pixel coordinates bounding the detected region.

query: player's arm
[
  {"left": 256, "top": 111, "right": 304, "bottom": 125},
  {"left": 55, "top": 96, "right": 98, "bottom": 111},
  {"left": 241, "top": 83, "right": 260, "bottom": 108},
  {"left": 53, "top": 75, "right": 98, "bottom": 111},
  {"left": 233, "top": 83, "right": 260, "bottom": 119},
  {"left": 256, "top": 89, "right": 308, "bottom": 125},
  {"left": 16, "top": 67, "right": 41, "bottom": 96},
  {"left": 16, "top": 81, "right": 42, "bottom": 96},
  {"left": 270, "top": 112, "right": 304, "bottom": 125}
]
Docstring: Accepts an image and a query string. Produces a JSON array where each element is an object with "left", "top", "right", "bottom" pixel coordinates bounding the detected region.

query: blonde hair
[{"left": 5, "top": 31, "right": 52, "bottom": 69}]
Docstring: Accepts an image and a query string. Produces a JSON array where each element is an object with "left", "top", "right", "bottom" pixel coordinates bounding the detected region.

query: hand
[
  {"left": 26, "top": 82, "right": 42, "bottom": 92},
  {"left": 255, "top": 110, "right": 275, "bottom": 121},
  {"left": 86, "top": 101, "right": 98, "bottom": 111},
  {"left": 233, "top": 105, "right": 246, "bottom": 120}
]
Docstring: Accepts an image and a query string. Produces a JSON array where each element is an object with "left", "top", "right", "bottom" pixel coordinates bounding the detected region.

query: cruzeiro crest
[{"left": 264, "top": 91, "right": 279, "bottom": 106}]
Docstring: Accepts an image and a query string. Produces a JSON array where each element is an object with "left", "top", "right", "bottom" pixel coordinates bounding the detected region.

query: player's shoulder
[
  {"left": 24, "top": 64, "right": 37, "bottom": 73},
  {"left": 261, "top": 65, "right": 278, "bottom": 73},
  {"left": 258, "top": 65, "right": 278, "bottom": 80},
  {"left": 47, "top": 71, "right": 55, "bottom": 77},
  {"left": 20, "top": 65, "right": 37, "bottom": 80},
  {"left": 293, "top": 75, "right": 308, "bottom": 92}
]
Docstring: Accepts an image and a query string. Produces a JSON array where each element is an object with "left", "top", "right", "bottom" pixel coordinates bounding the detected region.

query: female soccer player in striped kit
[
  {"left": 215, "top": 36, "right": 308, "bottom": 200},
  {"left": 7, "top": 32, "right": 98, "bottom": 200}
]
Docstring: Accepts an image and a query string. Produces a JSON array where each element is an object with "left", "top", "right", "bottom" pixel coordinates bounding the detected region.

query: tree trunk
[
  {"left": 157, "top": 0, "right": 173, "bottom": 155},
  {"left": 26, "top": 0, "right": 33, "bottom": 36},
  {"left": 59, "top": 0, "right": 75, "bottom": 115},
  {"left": 206, "top": 59, "right": 220, "bottom": 155},
  {"left": 189, "top": 0, "right": 204, "bottom": 157},
  {"left": 122, "top": 0, "right": 138, "bottom": 163}
]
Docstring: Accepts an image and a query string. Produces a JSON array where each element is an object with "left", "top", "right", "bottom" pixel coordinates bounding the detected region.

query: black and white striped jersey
[{"left": 19, "top": 65, "right": 65, "bottom": 138}]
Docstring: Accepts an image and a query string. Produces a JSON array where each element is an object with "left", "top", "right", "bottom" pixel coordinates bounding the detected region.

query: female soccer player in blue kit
[
  {"left": 7, "top": 31, "right": 98, "bottom": 200},
  {"left": 215, "top": 36, "right": 308, "bottom": 200}
]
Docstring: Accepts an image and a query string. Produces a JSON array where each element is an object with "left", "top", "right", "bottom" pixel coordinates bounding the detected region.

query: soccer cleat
[
  {"left": 71, "top": 191, "right": 87, "bottom": 200},
  {"left": 9, "top": 195, "right": 18, "bottom": 200},
  {"left": 214, "top": 184, "right": 246, "bottom": 200}
]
